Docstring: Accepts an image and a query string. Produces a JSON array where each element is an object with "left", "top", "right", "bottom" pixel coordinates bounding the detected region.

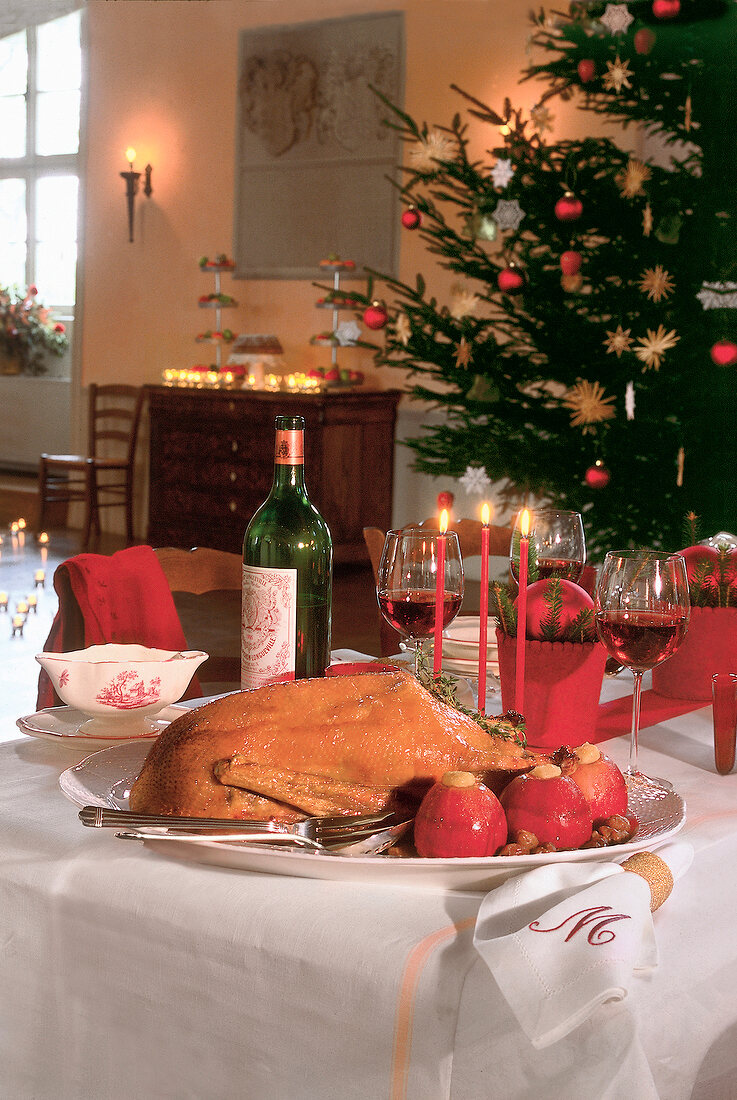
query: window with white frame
[{"left": 0, "top": 8, "right": 81, "bottom": 371}]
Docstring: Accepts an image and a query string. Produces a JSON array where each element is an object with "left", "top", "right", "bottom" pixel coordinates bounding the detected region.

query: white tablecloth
[{"left": 2, "top": 677, "right": 737, "bottom": 1100}]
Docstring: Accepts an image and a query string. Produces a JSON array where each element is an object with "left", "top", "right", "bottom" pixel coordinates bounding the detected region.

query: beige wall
[{"left": 80, "top": 0, "right": 547, "bottom": 392}]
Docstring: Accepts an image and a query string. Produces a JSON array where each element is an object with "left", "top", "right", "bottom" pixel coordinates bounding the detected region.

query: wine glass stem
[{"left": 629, "top": 670, "right": 644, "bottom": 774}]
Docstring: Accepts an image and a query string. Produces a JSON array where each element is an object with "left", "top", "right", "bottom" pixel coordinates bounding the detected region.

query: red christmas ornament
[
  {"left": 437, "top": 490, "right": 455, "bottom": 511},
  {"left": 497, "top": 264, "right": 524, "bottom": 294},
  {"left": 585, "top": 460, "right": 610, "bottom": 489},
  {"left": 652, "top": 0, "right": 680, "bottom": 18},
  {"left": 577, "top": 59, "right": 596, "bottom": 83},
  {"left": 634, "top": 26, "right": 657, "bottom": 54},
  {"left": 401, "top": 205, "right": 422, "bottom": 230},
  {"left": 518, "top": 578, "right": 595, "bottom": 642},
  {"left": 362, "top": 301, "right": 388, "bottom": 330},
  {"left": 560, "top": 250, "right": 583, "bottom": 276},
  {"left": 554, "top": 191, "right": 583, "bottom": 222},
  {"left": 710, "top": 340, "right": 737, "bottom": 367}
]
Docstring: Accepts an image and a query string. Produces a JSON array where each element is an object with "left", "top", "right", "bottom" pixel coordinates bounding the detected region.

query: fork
[{"left": 79, "top": 805, "right": 412, "bottom": 850}]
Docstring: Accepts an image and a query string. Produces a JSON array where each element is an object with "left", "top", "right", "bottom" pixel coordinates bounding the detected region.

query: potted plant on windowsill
[{"left": 0, "top": 285, "right": 68, "bottom": 376}]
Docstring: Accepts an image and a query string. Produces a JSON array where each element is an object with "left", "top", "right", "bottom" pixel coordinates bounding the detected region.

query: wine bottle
[{"left": 241, "top": 415, "right": 333, "bottom": 688}]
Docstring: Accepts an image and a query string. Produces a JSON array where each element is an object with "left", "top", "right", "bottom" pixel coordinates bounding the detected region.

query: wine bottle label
[
  {"left": 274, "top": 429, "right": 304, "bottom": 465},
  {"left": 241, "top": 564, "right": 297, "bottom": 689}
]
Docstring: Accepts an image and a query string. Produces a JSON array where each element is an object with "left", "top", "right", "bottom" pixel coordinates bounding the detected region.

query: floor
[{"left": 0, "top": 527, "right": 382, "bottom": 741}]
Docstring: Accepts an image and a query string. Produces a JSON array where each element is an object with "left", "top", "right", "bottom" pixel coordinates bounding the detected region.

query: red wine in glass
[
  {"left": 378, "top": 589, "right": 463, "bottom": 637},
  {"left": 595, "top": 610, "right": 688, "bottom": 671},
  {"left": 536, "top": 557, "right": 585, "bottom": 582}
]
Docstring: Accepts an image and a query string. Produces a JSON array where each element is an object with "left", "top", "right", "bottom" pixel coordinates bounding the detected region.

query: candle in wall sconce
[
  {"left": 515, "top": 508, "right": 531, "bottom": 717},
  {"left": 433, "top": 509, "right": 449, "bottom": 678},
  {"left": 477, "top": 502, "right": 491, "bottom": 713},
  {"left": 34, "top": 570, "right": 46, "bottom": 588}
]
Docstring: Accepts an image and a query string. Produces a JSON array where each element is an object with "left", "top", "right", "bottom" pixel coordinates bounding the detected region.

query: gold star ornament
[
  {"left": 634, "top": 325, "right": 680, "bottom": 371},
  {"left": 454, "top": 336, "right": 473, "bottom": 369},
  {"left": 564, "top": 379, "right": 617, "bottom": 433},
  {"left": 616, "top": 159, "right": 652, "bottom": 199},
  {"left": 639, "top": 265, "right": 675, "bottom": 303},
  {"left": 409, "top": 129, "right": 455, "bottom": 172},
  {"left": 604, "top": 325, "right": 633, "bottom": 357},
  {"left": 531, "top": 104, "right": 554, "bottom": 134},
  {"left": 602, "top": 54, "right": 634, "bottom": 94}
]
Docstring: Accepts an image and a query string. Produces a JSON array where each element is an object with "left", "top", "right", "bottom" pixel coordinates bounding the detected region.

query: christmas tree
[{"left": 357, "top": 0, "right": 736, "bottom": 557}]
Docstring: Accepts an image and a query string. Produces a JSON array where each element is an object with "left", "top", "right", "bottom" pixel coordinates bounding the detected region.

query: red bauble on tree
[
  {"left": 560, "top": 250, "right": 582, "bottom": 276},
  {"left": 585, "top": 460, "right": 610, "bottom": 489},
  {"left": 437, "top": 490, "right": 455, "bottom": 511},
  {"left": 497, "top": 263, "right": 524, "bottom": 293},
  {"left": 362, "top": 300, "right": 388, "bottom": 330},
  {"left": 634, "top": 27, "right": 657, "bottom": 54},
  {"left": 577, "top": 59, "right": 595, "bottom": 83},
  {"left": 401, "top": 205, "right": 422, "bottom": 230},
  {"left": 554, "top": 191, "right": 583, "bottom": 222},
  {"left": 710, "top": 340, "right": 737, "bottom": 367},
  {"left": 652, "top": 0, "right": 680, "bottom": 18}
]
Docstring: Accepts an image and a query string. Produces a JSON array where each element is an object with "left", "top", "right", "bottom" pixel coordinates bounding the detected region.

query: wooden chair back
[
  {"left": 89, "top": 383, "right": 145, "bottom": 467},
  {"left": 155, "top": 546, "right": 242, "bottom": 686}
]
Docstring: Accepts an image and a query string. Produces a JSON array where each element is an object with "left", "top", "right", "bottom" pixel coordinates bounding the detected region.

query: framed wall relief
[{"left": 234, "top": 11, "right": 405, "bottom": 280}]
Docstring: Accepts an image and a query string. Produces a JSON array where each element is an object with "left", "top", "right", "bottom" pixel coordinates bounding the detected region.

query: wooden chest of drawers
[{"left": 146, "top": 386, "right": 401, "bottom": 561}]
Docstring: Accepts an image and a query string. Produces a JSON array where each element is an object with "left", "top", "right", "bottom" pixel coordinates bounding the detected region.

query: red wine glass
[
  {"left": 376, "top": 529, "right": 464, "bottom": 676},
  {"left": 510, "top": 509, "right": 586, "bottom": 584},
  {"left": 595, "top": 550, "right": 690, "bottom": 781}
]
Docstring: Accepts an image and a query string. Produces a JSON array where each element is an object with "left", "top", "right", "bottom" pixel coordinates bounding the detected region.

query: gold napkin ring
[{"left": 621, "top": 851, "right": 674, "bottom": 912}]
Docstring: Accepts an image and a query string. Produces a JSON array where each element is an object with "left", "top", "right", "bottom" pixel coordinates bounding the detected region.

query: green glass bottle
[{"left": 241, "top": 415, "right": 333, "bottom": 688}]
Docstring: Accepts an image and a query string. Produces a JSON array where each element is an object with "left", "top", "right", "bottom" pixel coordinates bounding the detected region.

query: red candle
[
  {"left": 515, "top": 509, "right": 531, "bottom": 714},
  {"left": 433, "top": 509, "right": 449, "bottom": 677},
  {"left": 478, "top": 503, "right": 491, "bottom": 712}
]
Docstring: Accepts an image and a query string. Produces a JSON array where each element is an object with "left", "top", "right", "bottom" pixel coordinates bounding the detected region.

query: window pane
[
  {"left": 37, "top": 12, "right": 81, "bottom": 92},
  {"left": 37, "top": 90, "right": 80, "bottom": 155},
  {"left": 35, "top": 174, "right": 78, "bottom": 304},
  {"left": 0, "top": 31, "right": 27, "bottom": 96},
  {"left": 0, "top": 178, "right": 27, "bottom": 286},
  {"left": 0, "top": 96, "right": 27, "bottom": 158}
]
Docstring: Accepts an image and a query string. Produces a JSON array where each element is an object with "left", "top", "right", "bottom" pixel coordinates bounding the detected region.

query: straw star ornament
[
  {"left": 603, "top": 55, "right": 634, "bottom": 94},
  {"left": 616, "top": 159, "right": 652, "bottom": 199},
  {"left": 639, "top": 265, "right": 675, "bottom": 303},
  {"left": 409, "top": 129, "right": 455, "bottom": 172},
  {"left": 564, "top": 380, "right": 616, "bottom": 433},
  {"left": 604, "top": 325, "right": 633, "bottom": 358},
  {"left": 394, "top": 313, "right": 412, "bottom": 346},
  {"left": 634, "top": 325, "right": 680, "bottom": 371},
  {"left": 454, "top": 336, "right": 473, "bottom": 368}
]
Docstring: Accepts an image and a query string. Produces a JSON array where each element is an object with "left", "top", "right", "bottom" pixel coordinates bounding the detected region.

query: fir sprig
[{"left": 415, "top": 651, "right": 527, "bottom": 747}]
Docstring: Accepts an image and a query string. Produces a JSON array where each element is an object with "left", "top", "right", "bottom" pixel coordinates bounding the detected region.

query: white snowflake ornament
[
  {"left": 697, "top": 281, "right": 737, "bottom": 310},
  {"left": 459, "top": 465, "right": 492, "bottom": 495},
  {"left": 490, "top": 158, "right": 515, "bottom": 189},
  {"left": 600, "top": 3, "right": 634, "bottom": 35},
  {"left": 335, "top": 320, "right": 361, "bottom": 346},
  {"left": 492, "top": 199, "right": 525, "bottom": 232},
  {"left": 625, "top": 381, "right": 636, "bottom": 421}
]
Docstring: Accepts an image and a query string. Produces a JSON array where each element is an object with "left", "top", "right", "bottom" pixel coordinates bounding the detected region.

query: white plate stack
[{"left": 442, "top": 616, "right": 499, "bottom": 680}]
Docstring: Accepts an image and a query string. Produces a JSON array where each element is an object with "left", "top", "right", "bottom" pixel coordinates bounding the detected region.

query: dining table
[{"left": 2, "top": 657, "right": 737, "bottom": 1100}]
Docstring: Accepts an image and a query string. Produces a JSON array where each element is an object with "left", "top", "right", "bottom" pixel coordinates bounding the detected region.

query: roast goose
[{"left": 129, "top": 668, "right": 540, "bottom": 821}]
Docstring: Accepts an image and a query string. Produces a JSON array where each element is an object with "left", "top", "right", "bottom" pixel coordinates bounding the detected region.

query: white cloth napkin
[{"left": 473, "top": 841, "right": 693, "bottom": 1049}]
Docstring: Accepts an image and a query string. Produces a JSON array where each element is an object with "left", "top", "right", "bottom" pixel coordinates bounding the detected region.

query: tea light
[
  {"left": 0, "top": 591, "right": 8, "bottom": 611},
  {"left": 38, "top": 531, "right": 49, "bottom": 563},
  {"left": 34, "top": 570, "right": 45, "bottom": 588},
  {"left": 10, "top": 522, "right": 19, "bottom": 535},
  {"left": 15, "top": 600, "right": 28, "bottom": 616},
  {"left": 26, "top": 593, "right": 37, "bottom": 613},
  {"left": 17, "top": 518, "right": 26, "bottom": 530},
  {"left": 11, "top": 614, "right": 24, "bottom": 637}
]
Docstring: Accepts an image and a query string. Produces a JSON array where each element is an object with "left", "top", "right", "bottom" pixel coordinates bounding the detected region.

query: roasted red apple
[
  {"left": 565, "top": 743, "right": 628, "bottom": 821},
  {"left": 500, "top": 764, "right": 593, "bottom": 849},
  {"left": 414, "top": 771, "right": 508, "bottom": 858}
]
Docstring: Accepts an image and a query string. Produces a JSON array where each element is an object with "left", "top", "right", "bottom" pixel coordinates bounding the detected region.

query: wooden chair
[
  {"left": 363, "top": 518, "right": 513, "bottom": 656},
  {"left": 154, "top": 546, "right": 241, "bottom": 688},
  {"left": 37, "top": 383, "right": 145, "bottom": 547}
]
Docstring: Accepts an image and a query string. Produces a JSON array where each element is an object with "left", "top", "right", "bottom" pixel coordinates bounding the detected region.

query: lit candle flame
[
  {"left": 481, "top": 503, "right": 490, "bottom": 526},
  {"left": 439, "top": 508, "right": 449, "bottom": 534},
  {"left": 125, "top": 147, "right": 136, "bottom": 165},
  {"left": 520, "top": 508, "right": 531, "bottom": 538}
]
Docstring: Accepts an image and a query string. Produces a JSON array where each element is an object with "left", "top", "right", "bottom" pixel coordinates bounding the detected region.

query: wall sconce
[{"left": 120, "top": 147, "right": 153, "bottom": 243}]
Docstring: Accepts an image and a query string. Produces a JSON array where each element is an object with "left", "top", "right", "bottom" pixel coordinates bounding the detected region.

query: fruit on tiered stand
[
  {"left": 492, "top": 577, "right": 608, "bottom": 747},
  {"left": 163, "top": 254, "right": 239, "bottom": 387},
  {"left": 652, "top": 538, "right": 737, "bottom": 700}
]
